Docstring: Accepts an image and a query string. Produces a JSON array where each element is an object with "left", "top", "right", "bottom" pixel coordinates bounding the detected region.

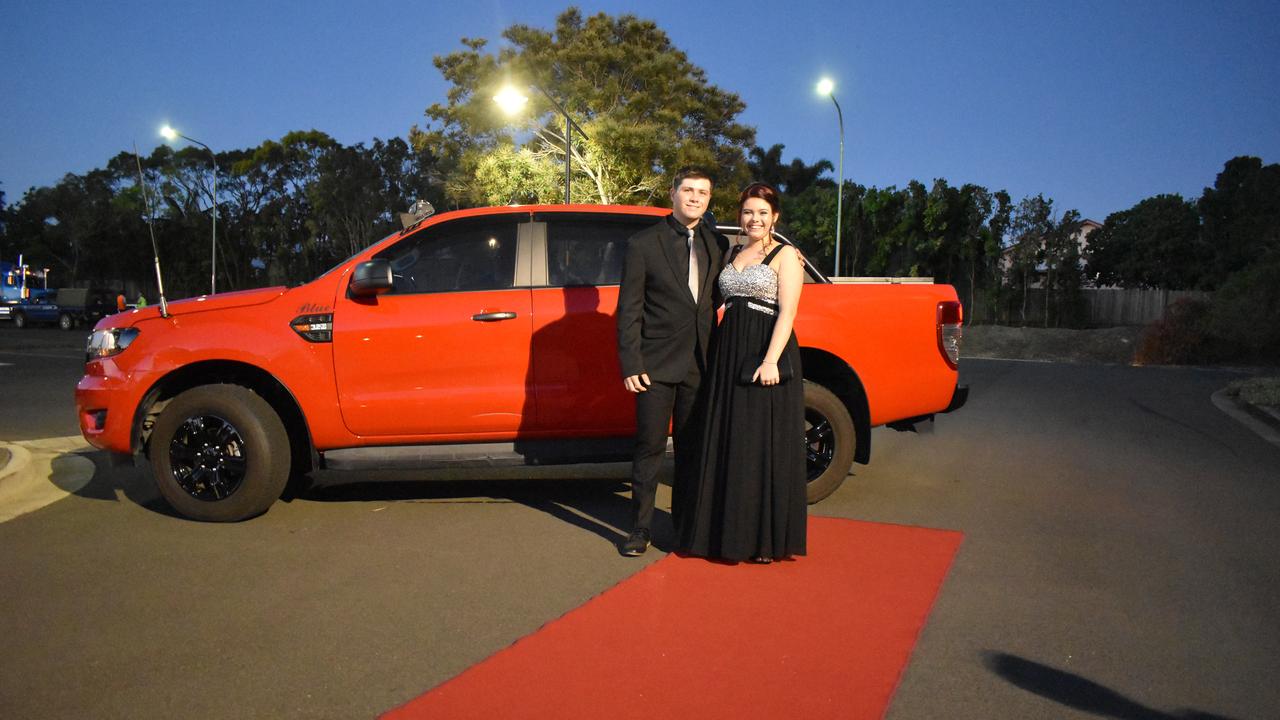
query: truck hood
[{"left": 96, "top": 287, "right": 287, "bottom": 329}]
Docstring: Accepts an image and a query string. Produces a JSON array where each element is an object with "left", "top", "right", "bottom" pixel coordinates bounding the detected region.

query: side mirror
[{"left": 349, "top": 259, "right": 393, "bottom": 298}]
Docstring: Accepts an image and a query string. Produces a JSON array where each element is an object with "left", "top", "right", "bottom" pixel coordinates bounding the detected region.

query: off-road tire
[{"left": 150, "top": 384, "right": 291, "bottom": 522}]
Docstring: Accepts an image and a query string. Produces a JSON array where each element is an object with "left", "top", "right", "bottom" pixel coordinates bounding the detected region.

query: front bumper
[{"left": 76, "top": 359, "right": 146, "bottom": 454}]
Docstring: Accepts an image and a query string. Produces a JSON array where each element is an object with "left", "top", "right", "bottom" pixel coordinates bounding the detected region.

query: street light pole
[
  {"left": 494, "top": 83, "right": 589, "bottom": 205},
  {"left": 161, "top": 126, "right": 218, "bottom": 294},
  {"left": 566, "top": 112, "right": 572, "bottom": 203},
  {"left": 817, "top": 78, "right": 846, "bottom": 277}
]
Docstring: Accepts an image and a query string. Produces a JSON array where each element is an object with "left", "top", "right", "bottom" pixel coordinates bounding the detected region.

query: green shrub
[{"left": 1207, "top": 252, "right": 1280, "bottom": 364}]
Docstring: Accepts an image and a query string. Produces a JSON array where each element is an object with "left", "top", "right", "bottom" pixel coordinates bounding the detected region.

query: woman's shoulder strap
[{"left": 763, "top": 242, "right": 789, "bottom": 265}]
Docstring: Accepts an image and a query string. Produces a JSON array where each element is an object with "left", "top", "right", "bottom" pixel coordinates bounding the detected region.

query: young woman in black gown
[{"left": 679, "top": 182, "right": 807, "bottom": 563}]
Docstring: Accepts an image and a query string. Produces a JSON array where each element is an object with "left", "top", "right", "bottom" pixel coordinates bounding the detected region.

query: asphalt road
[
  {"left": 1, "top": 326, "right": 1277, "bottom": 719},
  {"left": 0, "top": 325, "right": 86, "bottom": 440}
]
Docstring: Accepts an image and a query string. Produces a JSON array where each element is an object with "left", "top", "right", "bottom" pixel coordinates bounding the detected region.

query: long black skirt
[{"left": 679, "top": 298, "right": 807, "bottom": 561}]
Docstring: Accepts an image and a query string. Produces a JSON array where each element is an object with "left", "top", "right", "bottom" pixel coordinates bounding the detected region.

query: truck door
[
  {"left": 333, "top": 213, "right": 534, "bottom": 437},
  {"left": 529, "top": 212, "right": 656, "bottom": 433}
]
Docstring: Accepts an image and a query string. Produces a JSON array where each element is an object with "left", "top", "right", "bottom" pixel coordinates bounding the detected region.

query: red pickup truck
[{"left": 76, "top": 204, "right": 967, "bottom": 522}]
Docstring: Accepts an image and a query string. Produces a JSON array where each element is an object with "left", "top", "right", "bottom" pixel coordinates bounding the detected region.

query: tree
[
  {"left": 1007, "top": 194, "right": 1053, "bottom": 324},
  {"left": 747, "top": 144, "right": 788, "bottom": 190},
  {"left": 412, "top": 8, "right": 755, "bottom": 213},
  {"left": 858, "top": 186, "right": 906, "bottom": 276},
  {"left": 1086, "top": 194, "right": 1206, "bottom": 289},
  {"left": 309, "top": 137, "right": 444, "bottom": 262},
  {"left": 1198, "top": 155, "right": 1280, "bottom": 287},
  {"left": 957, "top": 184, "right": 995, "bottom": 323},
  {"left": 1042, "top": 209, "right": 1084, "bottom": 326},
  {"left": 748, "top": 144, "right": 834, "bottom": 195},
  {"left": 778, "top": 183, "right": 838, "bottom": 270}
]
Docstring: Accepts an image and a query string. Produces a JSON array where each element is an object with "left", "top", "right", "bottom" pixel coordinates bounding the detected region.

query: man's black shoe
[{"left": 619, "top": 528, "right": 651, "bottom": 557}]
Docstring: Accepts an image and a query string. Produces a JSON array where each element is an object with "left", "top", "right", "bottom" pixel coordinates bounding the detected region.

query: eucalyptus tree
[
  {"left": 1042, "top": 209, "right": 1084, "bottom": 326},
  {"left": 1007, "top": 194, "right": 1053, "bottom": 324}
]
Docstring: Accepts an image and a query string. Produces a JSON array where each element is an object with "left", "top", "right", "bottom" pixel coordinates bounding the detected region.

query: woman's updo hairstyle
[{"left": 738, "top": 182, "right": 781, "bottom": 215}]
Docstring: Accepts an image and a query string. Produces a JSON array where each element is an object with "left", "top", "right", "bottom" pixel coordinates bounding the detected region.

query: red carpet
[{"left": 383, "top": 516, "right": 963, "bottom": 720}]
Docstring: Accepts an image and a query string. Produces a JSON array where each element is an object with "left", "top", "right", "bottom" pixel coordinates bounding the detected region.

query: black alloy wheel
[
  {"left": 168, "top": 414, "right": 248, "bottom": 501},
  {"left": 801, "top": 381, "right": 856, "bottom": 503},
  {"left": 805, "top": 410, "right": 836, "bottom": 482}
]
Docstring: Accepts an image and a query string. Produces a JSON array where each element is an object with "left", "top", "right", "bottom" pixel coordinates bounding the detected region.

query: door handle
[{"left": 472, "top": 311, "right": 517, "bottom": 322}]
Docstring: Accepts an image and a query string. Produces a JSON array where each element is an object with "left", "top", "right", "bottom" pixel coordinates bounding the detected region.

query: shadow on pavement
[
  {"left": 69, "top": 451, "right": 185, "bottom": 519},
  {"left": 296, "top": 474, "right": 639, "bottom": 546},
  {"left": 983, "top": 651, "right": 1240, "bottom": 720},
  {"left": 69, "top": 450, "right": 657, "bottom": 547}
]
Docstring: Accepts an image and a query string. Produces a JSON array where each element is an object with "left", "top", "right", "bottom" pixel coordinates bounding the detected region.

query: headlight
[{"left": 86, "top": 327, "right": 140, "bottom": 362}]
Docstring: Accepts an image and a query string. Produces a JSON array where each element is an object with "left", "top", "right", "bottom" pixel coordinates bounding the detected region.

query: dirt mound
[{"left": 962, "top": 325, "right": 1144, "bottom": 365}]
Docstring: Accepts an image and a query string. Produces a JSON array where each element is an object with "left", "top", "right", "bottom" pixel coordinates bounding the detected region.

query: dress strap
[
  {"left": 727, "top": 243, "right": 745, "bottom": 265},
  {"left": 763, "top": 242, "right": 788, "bottom": 265}
]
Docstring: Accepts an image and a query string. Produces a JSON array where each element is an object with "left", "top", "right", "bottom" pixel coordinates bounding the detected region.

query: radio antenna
[{"left": 133, "top": 142, "right": 168, "bottom": 318}]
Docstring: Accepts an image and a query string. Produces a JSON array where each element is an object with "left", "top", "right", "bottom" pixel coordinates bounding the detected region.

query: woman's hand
[{"left": 752, "top": 361, "right": 780, "bottom": 386}]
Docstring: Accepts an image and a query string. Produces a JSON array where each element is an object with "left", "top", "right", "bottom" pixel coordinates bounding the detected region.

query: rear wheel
[
  {"left": 803, "top": 380, "right": 856, "bottom": 503},
  {"left": 12, "top": 311, "right": 27, "bottom": 329},
  {"left": 58, "top": 313, "right": 75, "bottom": 330},
  {"left": 150, "top": 384, "right": 291, "bottom": 521}
]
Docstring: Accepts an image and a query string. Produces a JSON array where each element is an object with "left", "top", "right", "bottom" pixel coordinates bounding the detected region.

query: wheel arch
[
  {"left": 132, "top": 360, "right": 315, "bottom": 475},
  {"left": 799, "top": 347, "right": 871, "bottom": 465}
]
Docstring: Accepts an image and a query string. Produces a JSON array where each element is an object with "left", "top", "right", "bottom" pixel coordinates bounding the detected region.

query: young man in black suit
[{"left": 615, "top": 168, "right": 729, "bottom": 556}]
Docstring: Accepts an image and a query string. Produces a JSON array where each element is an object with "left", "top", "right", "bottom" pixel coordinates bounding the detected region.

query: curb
[
  {"left": 0, "top": 437, "right": 96, "bottom": 524},
  {"left": 0, "top": 442, "right": 34, "bottom": 490},
  {"left": 1210, "top": 390, "right": 1280, "bottom": 449}
]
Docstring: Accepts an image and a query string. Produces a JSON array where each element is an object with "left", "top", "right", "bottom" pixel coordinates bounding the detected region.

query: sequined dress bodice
[{"left": 718, "top": 257, "right": 779, "bottom": 303}]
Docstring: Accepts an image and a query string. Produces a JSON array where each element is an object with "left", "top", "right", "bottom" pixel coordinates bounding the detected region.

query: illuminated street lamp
[
  {"left": 816, "top": 77, "right": 845, "bottom": 276},
  {"left": 161, "top": 124, "right": 219, "bottom": 294},
  {"left": 494, "top": 83, "right": 589, "bottom": 204}
]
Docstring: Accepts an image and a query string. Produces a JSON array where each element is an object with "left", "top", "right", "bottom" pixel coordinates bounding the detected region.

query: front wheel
[
  {"left": 12, "top": 311, "right": 27, "bottom": 329},
  {"left": 58, "top": 312, "right": 75, "bottom": 330},
  {"left": 803, "top": 381, "right": 856, "bottom": 503},
  {"left": 149, "top": 384, "right": 291, "bottom": 521}
]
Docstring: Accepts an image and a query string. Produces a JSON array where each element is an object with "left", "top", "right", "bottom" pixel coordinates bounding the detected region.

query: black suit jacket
[{"left": 616, "top": 214, "right": 729, "bottom": 383}]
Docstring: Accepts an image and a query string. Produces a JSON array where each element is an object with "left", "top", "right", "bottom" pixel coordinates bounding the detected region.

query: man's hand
[{"left": 624, "top": 373, "right": 652, "bottom": 393}]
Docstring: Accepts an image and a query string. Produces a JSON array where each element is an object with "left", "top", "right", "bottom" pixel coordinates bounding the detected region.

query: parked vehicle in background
[
  {"left": 1, "top": 257, "right": 54, "bottom": 322},
  {"left": 76, "top": 203, "right": 967, "bottom": 522},
  {"left": 7, "top": 288, "right": 121, "bottom": 330}
]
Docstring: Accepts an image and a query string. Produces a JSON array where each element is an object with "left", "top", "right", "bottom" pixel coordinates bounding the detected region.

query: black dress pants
[{"left": 630, "top": 363, "right": 704, "bottom": 532}]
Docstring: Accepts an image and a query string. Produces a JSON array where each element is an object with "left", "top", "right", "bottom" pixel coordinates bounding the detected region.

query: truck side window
[
  {"left": 545, "top": 215, "right": 654, "bottom": 287},
  {"left": 376, "top": 218, "right": 519, "bottom": 294}
]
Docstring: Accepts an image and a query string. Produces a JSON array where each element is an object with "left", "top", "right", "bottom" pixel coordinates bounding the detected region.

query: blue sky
[{"left": 2, "top": 0, "right": 1277, "bottom": 223}]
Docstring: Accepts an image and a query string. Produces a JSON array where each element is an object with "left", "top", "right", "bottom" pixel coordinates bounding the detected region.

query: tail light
[{"left": 937, "top": 301, "right": 962, "bottom": 370}]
